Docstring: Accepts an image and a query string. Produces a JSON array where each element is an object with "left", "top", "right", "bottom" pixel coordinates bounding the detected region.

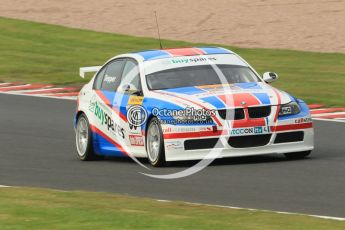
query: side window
[
  {"left": 101, "top": 59, "right": 125, "bottom": 91},
  {"left": 120, "top": 59, "right": 141, "bottom": 92},
  {"left": 93, "top": 67, "right": 106, "bottom": 90}
]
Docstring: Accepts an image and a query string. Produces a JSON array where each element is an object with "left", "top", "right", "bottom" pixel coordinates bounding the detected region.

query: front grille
[
  {"left": 228, "top": 134, "right": 271, "bottom": 148},
  {"left": 184, "top": 138, "right": 223, "bottom": 150},
  {"left": 274, "top": 131, "right": 304, "bottom": 144},
  {"left": 218, "top": 108, "right": 245, "bottom": 120},
  {"left": 248, "top": 106, "right": 271, "bottom": 118},
  {"left": 218, "top": 106, "right": 271, "bottom": 120}
]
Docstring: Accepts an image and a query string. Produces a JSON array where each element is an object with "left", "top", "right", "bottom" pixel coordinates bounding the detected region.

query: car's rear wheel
[
  {"left": 146, "top": 117, "right": 166, "bottom": 167},
  {"left": 76, "top": 114, "right": 97, "bottom": 161},
  {"left": 284, "top": 150, "right": 311, "bottom": 160}
]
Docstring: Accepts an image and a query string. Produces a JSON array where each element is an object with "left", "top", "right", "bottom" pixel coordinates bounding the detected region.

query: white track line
[
  {"left": 312, "top": 118, "right": 345, "bottom": 123},
  {"left": 0, "top": 91, "right": 77, "bottom": 100},
  {"left": 0, "top": 84, "right": 30, "bottom": 89},
  {"left": 0, "top": 83, "right": 16, "bottom": 87},
  {"left": 5, "top": 87, "right": 66, "bottom": 94},
  {"left": 312, "top": 112, "right": 345, "bottom": 117},
  {"left": 311, "top": 108, "right": 345, "bottom": 112},
  {"left": 156, "top": 199, "right": 345, "bottom": 221}
]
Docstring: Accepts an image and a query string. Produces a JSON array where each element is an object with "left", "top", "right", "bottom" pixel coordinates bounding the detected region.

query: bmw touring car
[{"left": 74, "top": 47, "right": 314, "bottom": 166}]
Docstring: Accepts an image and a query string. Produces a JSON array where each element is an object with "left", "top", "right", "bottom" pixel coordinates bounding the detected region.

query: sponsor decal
[
  {"left": 200, "top": 126, "right": 213, "bottom": 131},
  {"left": 128, "top": 96, "right": 144, "bottom": 105},
  {"left": 197, "top": 84, "right": 240, "bottom": 91},
  {"left": 281, "top": 107, "right": 291, "bottom": 115},
  {"left": 90, "top": 99, "right": 125, "bottom": 139},
  {"left": 103, "top": 75, "right": 116, "bottom": 83},
  {"left": 170, "top": 57, "right": 217, "bottom": 64},
  {"left": 197, "top": 84, "right": 231, "bottom": 89},
  {"left": 129, "top": 135, "right": 144, "bottom": 146},
  {"left": 176, "top": 127, "right": 197, "bottom": 132},
  {"left": 163, "top": 127, "right": 172, "bottom": 133},
  {"left": 295, "top": 117, "right": 312, "bottom": 124},
  {"left": 89, "top": 95, "right": 97, "bottom": 113},
  {"left": 165, "top": 141, "right": 184, "bottom": 150},
  {"left": 163, "top": 126, "right": 197, "bottom": 133},
  {"left": 230, "top": 126, "right": 270, "bottom": 136}
]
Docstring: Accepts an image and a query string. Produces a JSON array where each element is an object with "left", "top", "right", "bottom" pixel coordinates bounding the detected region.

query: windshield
[{"left": 146, "top": 65, "right": 261, "bottom": 90}]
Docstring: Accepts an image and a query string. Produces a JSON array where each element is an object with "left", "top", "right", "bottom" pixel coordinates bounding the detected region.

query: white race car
[{"left": 74, "top": 47, "right": 314, "bottom": 166}]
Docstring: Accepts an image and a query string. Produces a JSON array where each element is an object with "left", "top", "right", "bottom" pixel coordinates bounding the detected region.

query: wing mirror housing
[{"left": 263, "top": 72, "right": 278, "bottom": 83}]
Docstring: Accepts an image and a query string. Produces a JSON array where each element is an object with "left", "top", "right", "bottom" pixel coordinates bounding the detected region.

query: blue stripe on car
[
  {"left": 235, "top": 82, "right": 262, "bottom": 89},
  {"left": 92, "top": 132, "right": 126, "bottom": 157},
  {"left": 162, "top": 87, "right": 206, "bottom": 95},
  {"left": 252, "top": 93, "right": 271, "bottom": 105},
  {"left": 200, "top": 95, "right": 226, "bottom": 109},
  {"left": 136, "top": 47, "right": 233, "bottom": 61},
  {"left": 198, "top": 47, "right": 233, "bottom": 54},
  {"left": 136, "top": 50, "right": 171, "bottom": 61}
]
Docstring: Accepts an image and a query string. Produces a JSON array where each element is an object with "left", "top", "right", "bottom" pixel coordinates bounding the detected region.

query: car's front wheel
[
  {"left": 146, "top": 117, "right": 166, "bottom": 167},
  {"left": 284, "top": 150, "right": 311, "bottom": 160},
  {"left": 76, "top": 114, "right": 97, "bottom": 161}
]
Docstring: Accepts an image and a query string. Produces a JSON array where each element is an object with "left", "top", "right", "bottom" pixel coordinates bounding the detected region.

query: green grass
[
  {"left": 0, "top": 187, "right": 344, "bottom": 230},
  {"left": 0, "top": 17, "right": 344, "bottom": 106}
]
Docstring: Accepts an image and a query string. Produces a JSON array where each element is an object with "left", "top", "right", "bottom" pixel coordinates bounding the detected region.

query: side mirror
[
  {"left": 119, "top": 83, "right": 141, "bottom": 95},
  {"left": 262, "top": 72, "right": 278, "bottom": 83}
]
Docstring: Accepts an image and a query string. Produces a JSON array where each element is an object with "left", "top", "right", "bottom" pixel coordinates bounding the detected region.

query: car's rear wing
[{"left": 79, "top": 66, "right": 102, "bottom": 78}]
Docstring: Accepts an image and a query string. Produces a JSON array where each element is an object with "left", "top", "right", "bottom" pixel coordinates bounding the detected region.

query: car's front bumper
[{"left": 163, "top": 127, "right": 314, "bottom": 162}]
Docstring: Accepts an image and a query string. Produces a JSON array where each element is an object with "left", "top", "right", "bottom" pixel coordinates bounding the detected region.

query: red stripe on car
[
  {"left": 271, "top": 123, "right": 313, "bottom": 132},
  {"left": 272, "top": 89, "right": 281, "bottom": 122},
  {"left": 164, "top": 48, "right": 206, "bottom": 56},
  {"left": 218, "top": 93, "right": 261, "bottom": 107},
  {"left": 95, "top": 90, "right": 127, "bottom": 122},
  {"left": 232, "top": 119, "right": 266, "bottom": 128},
  {"left": 164, "top": 130, "right": 228, "bottom": 139}
]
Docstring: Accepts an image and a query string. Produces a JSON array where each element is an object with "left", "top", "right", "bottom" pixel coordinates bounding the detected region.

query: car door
[{"left": 91, "top": 58, "right": 127, "bottom": 156}]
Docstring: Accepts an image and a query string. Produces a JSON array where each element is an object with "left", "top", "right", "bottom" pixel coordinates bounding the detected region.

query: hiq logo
[{"left": 254, "top": 127, "right": 263, "bottom": 134}]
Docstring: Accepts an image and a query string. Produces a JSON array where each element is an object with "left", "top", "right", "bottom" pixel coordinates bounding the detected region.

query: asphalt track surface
[{"left": 0, "top": 94, "right": 344, "bottom": 217}]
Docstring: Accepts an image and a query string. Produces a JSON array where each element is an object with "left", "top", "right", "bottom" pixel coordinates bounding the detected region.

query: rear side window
[
  {"left": 101, "top": 59, "right": 126, "bottom": 91},
  {"left": 93, "top": 67, "right": 106, "bottom": 90}
]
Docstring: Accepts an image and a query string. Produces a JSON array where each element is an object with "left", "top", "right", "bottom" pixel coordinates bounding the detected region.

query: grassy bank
[
  {"left": 0, "top": 187, "right": 344, "bottom": 230},
  {"left": 0, "top": 17, "right": 344, "bottom": 106}
]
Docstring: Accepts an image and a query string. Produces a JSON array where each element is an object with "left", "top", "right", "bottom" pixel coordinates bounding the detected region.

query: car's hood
[{"left": 150, "top": 82, "right": 293, "bottom": 110}]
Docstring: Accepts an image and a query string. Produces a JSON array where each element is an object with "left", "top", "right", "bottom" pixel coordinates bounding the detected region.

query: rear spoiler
[{"left": 79, "top": 66, "right": 102, "bottom": 78}]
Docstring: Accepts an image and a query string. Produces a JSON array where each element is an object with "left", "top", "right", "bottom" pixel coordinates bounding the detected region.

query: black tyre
[
  {"left": 284, "top": 150, "right": 311, "bottom": 160},
  {"left": 146, "top": 117, "right": 166, "bottom": 167},
  {"left": 75, "top": 114, "right": 98, "bottom": 161}
]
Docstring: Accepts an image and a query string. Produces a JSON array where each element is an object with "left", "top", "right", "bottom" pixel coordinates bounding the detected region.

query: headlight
[{"left": 279, "top": 102, "right": 300, "bottom": 116}]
